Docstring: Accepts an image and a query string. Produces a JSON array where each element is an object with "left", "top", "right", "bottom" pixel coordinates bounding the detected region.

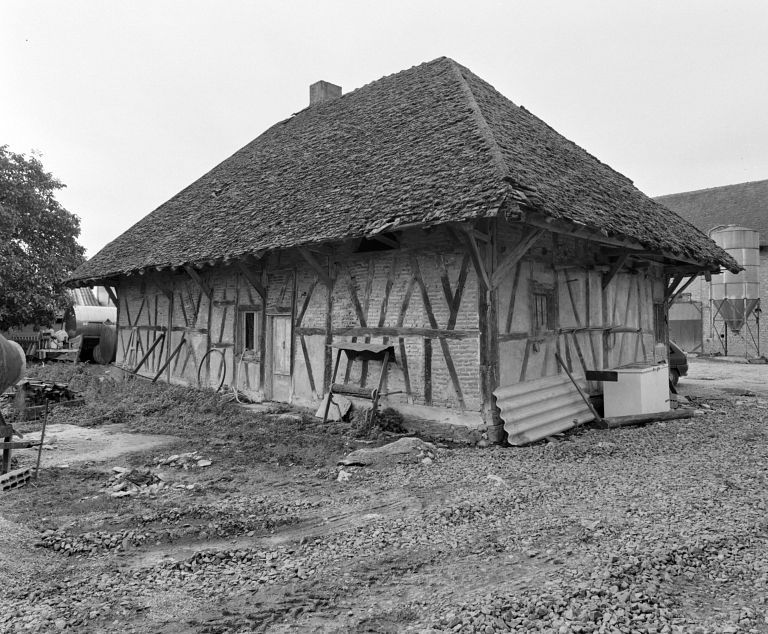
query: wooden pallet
[{"left": 0, "top": 467, "right": 31, "bottom": 491}]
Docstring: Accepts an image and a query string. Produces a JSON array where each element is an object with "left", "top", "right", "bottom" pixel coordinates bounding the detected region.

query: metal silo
[{"left": 709, "top": 225, "right": 760, "bottom": 355}]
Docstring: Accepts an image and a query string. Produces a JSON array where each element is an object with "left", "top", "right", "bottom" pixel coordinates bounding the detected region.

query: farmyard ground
[{"left": 2, "top": 359, "right": 768, "bottom": 633}]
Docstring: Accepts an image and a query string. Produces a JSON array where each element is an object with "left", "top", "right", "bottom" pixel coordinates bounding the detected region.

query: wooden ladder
[{"left": 322, "top": 343, "right": 394, "bottom": 425}]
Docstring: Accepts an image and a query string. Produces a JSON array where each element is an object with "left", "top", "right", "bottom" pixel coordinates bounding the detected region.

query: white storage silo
[{"left": 709, "top": 225, "right": 760, "bottom": 335}]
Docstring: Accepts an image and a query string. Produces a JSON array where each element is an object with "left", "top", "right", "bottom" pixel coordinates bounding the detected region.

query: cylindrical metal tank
[
  {"left": 92, "top": 322, "right": 118, "bottom": 365},
  {"left": 0, "top": 334, "right": 26, "bottom": 393},
  {"left": 709, "top": 225, "right": 760, "bottom": 333},
  {"left": 64, "top": 305, "right": 117, "bottom": 339}
]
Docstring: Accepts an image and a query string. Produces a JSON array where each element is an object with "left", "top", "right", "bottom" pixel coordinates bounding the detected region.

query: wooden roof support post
[
  {"left": 458, "top": 225, "right": 490, "bottom": 290},
  {"left": 298, "top": 248, "right": 331, "bottom": 287},
  {"left": 490, "top": 227, "right": 543, "bottom": 289},
  {"left": 666, "top": 274, "right": 698, "bottom": 305},
  {"left": 104, "top": 286, "right": 118, "bottom": 307},
  {"left": 236, "top": 261, "right": 266, "bottom": 302},
  {"left": 601, "top": 252, "right": 629, "bottom": 290},
  {"left": 184, "top": 265, "right": 212, "bottom": 299},
  {"left": 663, "top": 273, "right": 685, "bottom": 302}
]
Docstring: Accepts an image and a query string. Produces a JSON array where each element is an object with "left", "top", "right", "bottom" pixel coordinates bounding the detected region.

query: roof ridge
[
  {"left": 655, "top": 178, "right": 768, "bottom": 199},
  {"left": 446, "top": 59, "right": 510, "bottom": 183}
]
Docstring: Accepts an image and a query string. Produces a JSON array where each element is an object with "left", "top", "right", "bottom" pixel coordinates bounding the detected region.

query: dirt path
[
  {"left": 679, "top": 356, "right": 768, "bottom": 398},
  {"left": 15, "top": 423, "right": 180, "bottom": 468}
]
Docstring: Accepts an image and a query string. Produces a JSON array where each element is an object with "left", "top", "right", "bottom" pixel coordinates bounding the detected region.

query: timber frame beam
[
  {"left": 602, "top": 252, "right": 630, "bottom": 290},
  {"left": 298, "top": 248, "right": 331, "bottom": 287},
  {"left": 104, "top": 286, "right": 118, "bottom": 307},
  {"left": 665, "top": 273, "right": 698, "bottom": 304},
  {"left": 455, "top": 225, "right": 490, "bottom": 290},
  {"left": 490, "top": 227, "right": 543, "bottom": 289},
  {"left": 184, "top": 265, "right": 212, "bottom": 299},
  {"left": 237, "top": 261, "right": 266, "bottom": 302}
]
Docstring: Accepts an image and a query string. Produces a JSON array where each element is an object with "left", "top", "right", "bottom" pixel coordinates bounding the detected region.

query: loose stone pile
[
  {"left": 36, "top": 528, "right": 150, "bottom": 555},
  {"left": 154, "top": 451, "right": 212, "bottom": 468},
  {"left": 104, "top": 467, "right": 166, "bottom": 497}
]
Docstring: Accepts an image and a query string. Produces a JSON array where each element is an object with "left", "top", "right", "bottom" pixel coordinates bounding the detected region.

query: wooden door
[{"left": 270, "top": 315, "right": 291, "bottom": 402}]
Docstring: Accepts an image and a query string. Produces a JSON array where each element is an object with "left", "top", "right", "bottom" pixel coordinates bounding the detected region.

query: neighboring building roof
[
  {"left": 655, "top": 179, "right": 768, "bottom": 247},
  {"left": 70, "top": 57, "right": 737, "bottom": 283},
  {"left": 68, "top": 287, "right": 101, "bottom": 307}
]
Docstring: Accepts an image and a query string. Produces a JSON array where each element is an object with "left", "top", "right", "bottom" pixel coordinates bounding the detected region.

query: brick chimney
[{"left": 309, "top": 80, "right": 342, "bottom": 106}]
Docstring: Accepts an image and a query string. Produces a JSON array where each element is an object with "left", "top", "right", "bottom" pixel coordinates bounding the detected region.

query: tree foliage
[{"left": 0, "top": 146, "right": 85, "bottom": 330}]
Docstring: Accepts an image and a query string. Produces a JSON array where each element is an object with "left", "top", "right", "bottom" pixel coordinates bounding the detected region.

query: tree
[{"left": 0, "top": 146, "right": 85, "bottom": 331}]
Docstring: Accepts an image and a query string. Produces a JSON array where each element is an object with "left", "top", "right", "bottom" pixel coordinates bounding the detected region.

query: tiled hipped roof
[
  {"left": 655, "top": 179, "right": 768, "bottom": 247},
  {"left": 70, "top": 57, "right": 737, "bottom": 283}
]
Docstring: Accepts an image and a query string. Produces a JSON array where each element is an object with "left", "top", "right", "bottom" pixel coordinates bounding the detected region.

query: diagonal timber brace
[{"left": 184, "top": 266, "right": 212, "bottom": 299}]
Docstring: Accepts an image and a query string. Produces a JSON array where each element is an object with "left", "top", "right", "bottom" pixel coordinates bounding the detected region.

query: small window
[
  {"left": 243, "top": 312, "right": 258, "bottom": 351},
  {"left": 532, "top": 292, "right": 554, "bottom": 332}
]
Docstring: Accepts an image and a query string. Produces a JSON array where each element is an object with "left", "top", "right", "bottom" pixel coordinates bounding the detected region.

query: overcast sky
[{"left": 2, "top": 0, "right": 767, "bottom": 257}]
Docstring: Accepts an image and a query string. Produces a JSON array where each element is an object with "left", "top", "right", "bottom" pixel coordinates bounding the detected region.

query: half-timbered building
[{"left": 68, "top": 58, "right": 737, "bottom": 444}]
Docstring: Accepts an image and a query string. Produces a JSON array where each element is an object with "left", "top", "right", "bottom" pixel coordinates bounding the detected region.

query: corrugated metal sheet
[
  {"left": 67, "top": 287, "right": 101, "bottom": 307},
  {"left": 494, "top": 375, "right": 594, "bottom": 445}
]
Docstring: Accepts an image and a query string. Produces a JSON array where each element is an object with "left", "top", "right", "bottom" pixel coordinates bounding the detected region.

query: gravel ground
[{"left": 2, "top": 364, "right": 768, "bottom": 633}]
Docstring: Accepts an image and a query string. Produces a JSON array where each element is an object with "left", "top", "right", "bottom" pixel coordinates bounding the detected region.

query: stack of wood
[{"left": 5, "top": 379, "right": 83, "bottom": 421}]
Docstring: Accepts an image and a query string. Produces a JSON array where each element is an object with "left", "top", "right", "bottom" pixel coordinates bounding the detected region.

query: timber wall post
[{"left": 483, "top": 220, "right": 504, "bottom": 442}]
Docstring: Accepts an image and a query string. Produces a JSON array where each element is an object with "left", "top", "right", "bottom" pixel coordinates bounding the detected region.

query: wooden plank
[
  {"left": 438, "top": 256, "right": 454, "bottom": 311},
  {"left": 132, "top": 333, "right": 165, "bottom": 374},
  {"left": 448, "top": 254, "right": 471, "bottom": 331},
  {"left": 346, "top": 278, "right": 368, "bottom": 328},
  {"left": 667, "top": 274, "right": 697, "bottom": 305},
  {"left": 461, "top": 227, "right": 490, "bottom": 290},
  {"left": 298, "top": 326, "right": 480, "bottom": 340},
  {"left": 397, "top": 276, "right": 417, "bottom": 325},
  {"left": 519, "top": 339, "right": 532, "bottom": 383},
  {"left": 600, "top": 409, "right": 694, "bottom": 429},
  {"left": 185, "top": 266, "right": 212, "bottom": 299},
  {"left": 237, "top": 261, "right": 266, "bottom": 302},
  {"left": 497, "top": 331, "right": 529, "bottom": 342},
  {"left": 0, "top": 441, "right": 41, "bottom": 450},
  {"left": 570, "top": 332, "right": 588, "bottom": 375},
  {"left": 398, "top": 339, "right": 412, "bottom": 401},
  {"left": 360, "top": 259, "right": 375, "bottom": 386},
  {"left": 117, "top": 324, "right": 166, "bottom": 331},
  {"left": 166, "top": 284, "right": 174, "bottom": 382},
  {"left": 153, "top": 339, "right": 186, "bottom": 382},
  {"left": 218, "top": 305, "right": 228, "bottom": 344},
  {"left": 331, "top": 383, "right": 376, "bottom": 399},
  {"left": 585, "top": 370, "right": 619, "bottom": 382},
  {"left": 377, "top": 258, "right": 396, "bottom": 335},
  {"left": 298, "top": 248, "right": 331, "bottom": 287},
  {"left": 424, "top": 338, "right": 432, "bottom": 405},
  {"left": 563, "top": 333, "right": 573, "bottom": 372},
  {"left": 563, "top": 272, "right": 582, "bottom": 327},
  {"left": 396, "top": 269, "right": 414, "bottom": 402},
  {"left": 104, "top": 286, "right": 118, "bottom": 307},
  {"left": 295, "top": 277, "right": 318, "bottom": 329},
  {"left": 490, "top": 228, "right": 543, "bottom": 289},
  {"left": 504, "top": 263, "right": 522, "bottom": 334},
  {"left": 299, "top": 335, "right": 317, "bottom": 397}
]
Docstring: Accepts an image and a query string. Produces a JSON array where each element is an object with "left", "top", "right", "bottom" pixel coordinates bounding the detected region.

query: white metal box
[{"left": 603, "top": 363, "right": 670, "bottom": 418}]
